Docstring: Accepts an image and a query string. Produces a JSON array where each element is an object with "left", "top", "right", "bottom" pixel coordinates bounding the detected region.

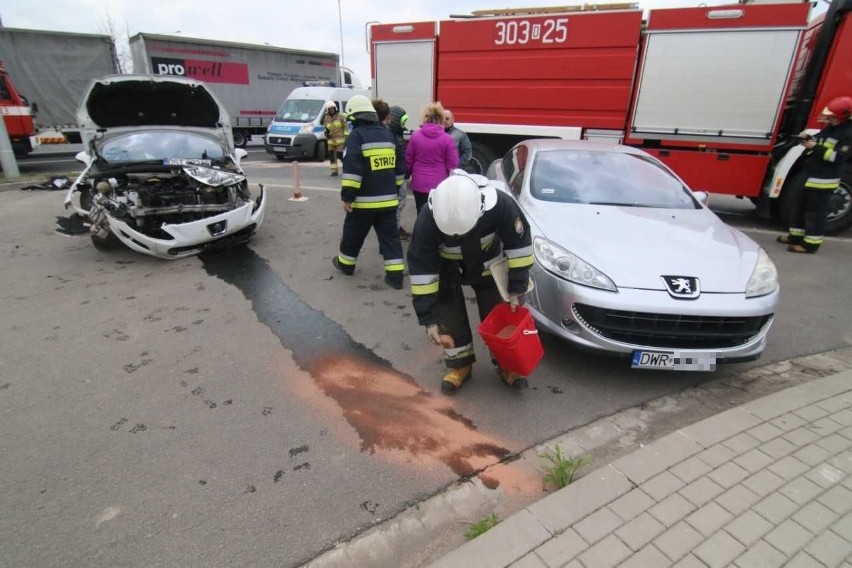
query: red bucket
[{"left": 478, "top": 304, "right": 544, "bottom": 376}]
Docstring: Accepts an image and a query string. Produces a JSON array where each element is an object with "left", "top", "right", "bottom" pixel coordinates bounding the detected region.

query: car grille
[
  {"left": 268, "top": 136, "right": 292, "bottom": 145},
  {"left": 572, "top": 304, "right": 772, "bottom": 349}
]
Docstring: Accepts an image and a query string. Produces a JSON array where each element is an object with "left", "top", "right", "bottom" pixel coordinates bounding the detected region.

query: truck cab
[{"left": 264, "top": 84, "right": 369, "bottom": 161}]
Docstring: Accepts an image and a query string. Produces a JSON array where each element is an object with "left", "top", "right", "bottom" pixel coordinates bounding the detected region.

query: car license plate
[
  {"left": 274, "top": 146, "right": 288, "bottom": 152},
  {"left": 631, "top": 350, "right": 716, "bottom": 371}
]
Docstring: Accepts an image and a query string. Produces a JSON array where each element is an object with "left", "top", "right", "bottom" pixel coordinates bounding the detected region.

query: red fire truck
[
  {"left": 369, "top": 0, "right": 852, "bottom": 232},
  {"left": 0, "top": 61, "right": 36, "bottom": 157}
]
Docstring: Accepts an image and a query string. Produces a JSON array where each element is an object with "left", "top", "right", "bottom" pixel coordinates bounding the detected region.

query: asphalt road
[{"left": 1, "top": 145, "right": 851, "bottom": 567}]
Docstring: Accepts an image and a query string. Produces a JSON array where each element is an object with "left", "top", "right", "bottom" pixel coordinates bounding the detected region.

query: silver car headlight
[
  {"left": 300, "top": 124, "right": 315, "bottom": 134},
  {"left": 183, "top": 166, "right": 245, "bottom": 187},
  {"left": 533, "top": 236, "right": 617, "bottom": 292},
  {"left": 746, "top": 248, "right": 778, "bottom": 298}
]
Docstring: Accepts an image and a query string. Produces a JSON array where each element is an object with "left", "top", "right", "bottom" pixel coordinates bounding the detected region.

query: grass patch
[
  {"left": 464, "top": 513, "right": 501, "bottom": 540},
  {"left": 542, "top": 445, "right": 592, "bottom": 489}
]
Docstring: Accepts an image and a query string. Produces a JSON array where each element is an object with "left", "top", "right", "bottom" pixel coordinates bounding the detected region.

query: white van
[{"left": 265, "top": 85, "right": 370, "bottom": 161}]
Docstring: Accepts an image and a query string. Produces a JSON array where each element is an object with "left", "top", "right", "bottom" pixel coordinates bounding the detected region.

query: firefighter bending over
[
  {"left": 407, "top": 172, "right": 535, "bottom": 394},
  {"left": 333, "top": 95, "right": 406, "bottom": 289}
]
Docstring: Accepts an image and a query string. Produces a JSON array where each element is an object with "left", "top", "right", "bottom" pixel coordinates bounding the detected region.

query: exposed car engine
[{"left": 82, "top": 168, "right": 251, "bottom": 239}]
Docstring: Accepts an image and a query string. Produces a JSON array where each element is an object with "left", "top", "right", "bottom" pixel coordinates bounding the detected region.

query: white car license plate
[
  {"left": 631, "top": 350, "right": 716, "bottom": 371},
  {"left": 274, "top": 146, "right": 288, "bottom": 152}
]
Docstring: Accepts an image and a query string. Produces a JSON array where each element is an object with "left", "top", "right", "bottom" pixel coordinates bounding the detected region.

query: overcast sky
[{"left": 0, "top": 0, "right": 826, "bottom": 88}]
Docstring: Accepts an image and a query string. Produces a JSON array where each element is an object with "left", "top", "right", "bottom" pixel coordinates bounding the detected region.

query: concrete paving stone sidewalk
[{"left": 430, "top": 370, "right": 852, "bottom": 568}]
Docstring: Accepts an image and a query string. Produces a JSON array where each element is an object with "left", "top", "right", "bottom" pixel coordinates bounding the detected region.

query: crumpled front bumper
[{"left": 106, "top": 188, "right": 266, "bottom": 259}]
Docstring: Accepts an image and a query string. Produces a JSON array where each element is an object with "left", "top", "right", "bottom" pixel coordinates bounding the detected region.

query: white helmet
[{"left": 429, "top": 175, "right": 484, "bottom": 236}]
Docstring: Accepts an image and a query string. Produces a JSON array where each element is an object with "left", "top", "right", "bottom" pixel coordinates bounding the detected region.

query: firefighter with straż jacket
[
  {"left": 332, "top": 95, "right": 406, "bottom": 289},
  {"left": 777, "top": 96, "right": 852, "bottom": 253},
  {"left": 407, "top": 172, "right": 535, "bottom": 394}
]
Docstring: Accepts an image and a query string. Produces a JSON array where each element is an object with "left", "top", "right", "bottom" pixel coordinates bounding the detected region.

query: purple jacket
[{"left": 405, "top": 122, "right": 459, "bottom": 193}]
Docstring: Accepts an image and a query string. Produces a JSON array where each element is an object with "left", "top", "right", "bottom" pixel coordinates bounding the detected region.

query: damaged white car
[{"left": 64, "top": 75, "right": 266, "bottom": 259}]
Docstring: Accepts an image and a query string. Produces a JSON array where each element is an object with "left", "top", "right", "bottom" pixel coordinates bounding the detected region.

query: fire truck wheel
[
  {"left": 779, "top": 166, "right": 852, "bottom": 235},
  {"left": 827, "top": 167, "right": 852, "bottom": 234},
  {"left": 470, "top": 142, "right": 498, "bottom": 176}
]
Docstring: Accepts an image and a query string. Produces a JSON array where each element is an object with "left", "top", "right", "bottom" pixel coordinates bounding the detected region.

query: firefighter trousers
[
  {"left": 787, "top": 187, "right": 832, "bottom": 252},
  {"left": 338, "top": 208, "right": 405, "bottom": 284},
  {"left": 436, "top": 263, "right": 503, "bottom": 369},
  {"left": 328, "top": 146, "right": 343, "bottom": 174}
]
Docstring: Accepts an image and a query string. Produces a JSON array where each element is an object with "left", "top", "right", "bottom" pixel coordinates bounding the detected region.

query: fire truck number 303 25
[{"left": 494, "top": 18, "right": 568, "bottom": 46}]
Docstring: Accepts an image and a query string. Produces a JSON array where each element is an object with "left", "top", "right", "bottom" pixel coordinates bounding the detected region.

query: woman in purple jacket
[{"left": 405, "top": 103, "right": 459, "bottom": 214}]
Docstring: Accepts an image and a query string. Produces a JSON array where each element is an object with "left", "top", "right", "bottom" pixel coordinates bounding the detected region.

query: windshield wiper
[{"left": 587, "top": 201, "right": 643, "bottom": 207}]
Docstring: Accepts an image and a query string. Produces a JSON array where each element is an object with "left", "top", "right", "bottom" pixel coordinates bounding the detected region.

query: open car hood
[{"left": 77, "top": 74, "right": 226, "bottom": 129}]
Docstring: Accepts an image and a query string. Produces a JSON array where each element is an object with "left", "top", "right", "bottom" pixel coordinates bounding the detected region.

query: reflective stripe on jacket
[
  {"left": 323, "top": 114, "right": 348, "bottom": 148},
  {"left": 341, "top": 122, "right": 405, "bottom": 210},
  {"left": 804, "top": 120, "right": 852, "bottom": 190},
  {"left": 407, "top": 190, "right": 534, "bottom": 326}
]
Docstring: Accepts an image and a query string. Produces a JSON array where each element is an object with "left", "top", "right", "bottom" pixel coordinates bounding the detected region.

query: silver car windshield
[
  {"left": 530, "top": 150, "right": 698, "bottom": 209},
  {"left": 98, "top": 131, "right": 226, "bottom": 163},
  {"left": 274, "top": 99, "right": 324, "bottom": 123}
]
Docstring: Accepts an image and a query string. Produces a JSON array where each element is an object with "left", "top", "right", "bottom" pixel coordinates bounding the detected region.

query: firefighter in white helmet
[
  {"left": 407, "top": 171, "right": 535, "bottom": 394},
  {"left": 777, "top": 95, "right": 852, "bottom": 253}
]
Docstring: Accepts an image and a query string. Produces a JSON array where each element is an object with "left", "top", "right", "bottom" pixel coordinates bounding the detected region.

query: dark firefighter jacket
[
  {"left": 341, "top": 121, "right": 405, "bottom": 210},
  {"left": 802, "top": 120, "right": 852, "bottom": 190},
  {"left": 407, "top": 190, "right": 535, "bottom": 326}
]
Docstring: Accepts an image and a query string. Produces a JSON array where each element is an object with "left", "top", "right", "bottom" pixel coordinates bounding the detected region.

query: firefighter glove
[{"left": 425, "top": 324, "right": 442, "bottom": 345}]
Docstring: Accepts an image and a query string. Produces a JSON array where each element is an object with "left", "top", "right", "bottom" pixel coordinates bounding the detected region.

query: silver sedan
[{"left": 487, "top": 139, "right": 780, "bottom": 371}]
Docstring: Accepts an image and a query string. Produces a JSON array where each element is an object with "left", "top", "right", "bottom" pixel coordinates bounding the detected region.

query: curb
[
  {"left": 431, "top": 368, "right": 852, "bottom": 567},
  {"left": 303, "top": 348, "right": 852, "bottom": 568}
]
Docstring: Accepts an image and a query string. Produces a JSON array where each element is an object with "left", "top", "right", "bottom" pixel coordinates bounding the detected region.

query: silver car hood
[{"left": 523, "top": 201, "right": 760, "bottom": 293}]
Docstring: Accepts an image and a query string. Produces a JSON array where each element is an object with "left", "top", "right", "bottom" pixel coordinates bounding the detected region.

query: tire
[
  {"left": 779, "top": 166, "right": 852, "bottom": 235},
  {"left": 826, "top": 166, "right": 852, "bottom": 234},
  {"left": 314, "top": 140, "right": 327, "bottom": 162},
  {"left": 469, "top": 142, "right": 499, "bottom": 176},
  {"left": 78, "top": 188, "right": 94, "bottom": 213},
  {"left": 233, "top": 131, "right": 248, "bottom": 148},
  {"left": 90, "top": 231, "right": 119, "bottom": 251}
]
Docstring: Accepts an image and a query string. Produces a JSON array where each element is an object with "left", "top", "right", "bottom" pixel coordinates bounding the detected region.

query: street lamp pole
[{"left": 337, "top": 0, "right": 345, "bottom": 71}]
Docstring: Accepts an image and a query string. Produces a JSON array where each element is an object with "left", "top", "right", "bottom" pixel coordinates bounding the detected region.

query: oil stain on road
[{"left": 202, "top": 248, "right": 511, "bottom": 478}]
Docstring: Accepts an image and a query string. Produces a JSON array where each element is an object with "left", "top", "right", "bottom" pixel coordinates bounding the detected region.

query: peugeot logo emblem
[{"left": 662, "top": 275, "right": 700, "bottom": 299}]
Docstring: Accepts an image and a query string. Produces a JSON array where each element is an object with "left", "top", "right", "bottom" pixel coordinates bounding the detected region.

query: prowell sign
[{"left": 151, "top": 56, "right": 249, "bottom": 85}]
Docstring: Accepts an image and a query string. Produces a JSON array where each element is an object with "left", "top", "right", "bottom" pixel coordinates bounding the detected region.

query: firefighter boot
[
  {"left": 788, "top": 244, "right": 818, "bottom": 254},
  {"left": 498, "top": 368, "right": 529, "bottom": 390},
  {"left": 384, "top": 274, "right": 404, "bottom": 290},
  {"left": 441, "top": 365, "right": 472, "bottom": 395},
  {"left": 332, "top": 256, "right": 354, "bottom": 275},
  {"left": 777, "top": 233, "right": 803, "bottom": 245}
]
